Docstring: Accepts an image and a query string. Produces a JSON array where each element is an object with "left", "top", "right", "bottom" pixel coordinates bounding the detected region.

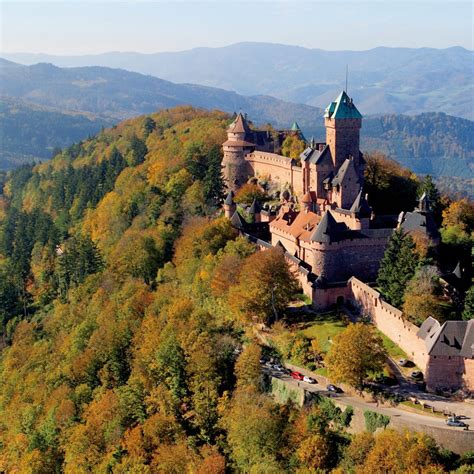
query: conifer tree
[
  {"left": 462, "top": 286, "right": 474, "bottom": 321},
  {"left": 203, "top": 145, "right": 225, "bottom": 207},
  {"left": 129, "top": 134, "right": 148, "bottom": 165},
  {"left": 377, "top": 229, "right": 418, "bottom": 308}
]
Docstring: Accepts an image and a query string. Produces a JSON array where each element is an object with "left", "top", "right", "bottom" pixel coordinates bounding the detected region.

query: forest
[{"left": 0, "top": 107, "right": 472, "bottom": 472}]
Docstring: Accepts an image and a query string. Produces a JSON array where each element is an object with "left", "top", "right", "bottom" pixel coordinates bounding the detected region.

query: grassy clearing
[
  {"left": 377, "top": 330, "right": 408, "bottom": 360},
  {"left": 299, "top": 312, "right": 348, "bottom": 353}
]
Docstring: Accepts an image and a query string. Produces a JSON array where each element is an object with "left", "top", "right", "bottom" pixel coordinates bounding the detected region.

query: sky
[{"left": 1, "top": 1, "right": 472, "bottom": 54}]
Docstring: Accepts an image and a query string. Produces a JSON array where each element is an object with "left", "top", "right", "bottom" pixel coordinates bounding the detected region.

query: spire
[
  {"left": 248, "top": 198, "right": 262, "bottom": 215},
  {"left": 224, "top": 190, "right": 234, "bottom": 206},
  {"left": 350, "top": 189, "right": 371, "bottom": 217},
  {"left": 228, "top": 112, "right": 251, "bottom": 134},
  {"left": 452, "top": 261, "right": 462, "bottom": 279},
  {"left": 290, "top": 121, "right": 301, "bottom": 132},
  {"left": 324, "top": 91, "right": 362, "bottom": 119},
  {"left": 230, "top": 210, "right": 246, "bottom": 230},
  {"left": 310, "top": 210, "right": 339, "bottom": 243},
  {"left": 418, "top": 192, "right": 431, "bottom": 212}
]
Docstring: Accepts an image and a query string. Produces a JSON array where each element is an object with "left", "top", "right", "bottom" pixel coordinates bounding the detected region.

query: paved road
[{"left": 263, "top": 363, "right": 473, "bottom": 432}]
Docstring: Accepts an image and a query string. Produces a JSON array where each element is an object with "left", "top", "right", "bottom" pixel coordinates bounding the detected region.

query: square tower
[{"left": 324, "top": 91, "right": 362, "bottom": 169}]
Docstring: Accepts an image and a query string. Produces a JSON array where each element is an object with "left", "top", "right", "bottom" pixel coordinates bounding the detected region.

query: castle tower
[
  {"left": 248, "top": 198, "right": 262, "bottom": 223},
  {"left": 222, "top": 113, "right": 255, "bottom": 191},
  {"left": 223, "top": 190, "right": 236, "bottom": 219},
  {"left": 324, "top": 91, "right": 362, "bottom": 169}
]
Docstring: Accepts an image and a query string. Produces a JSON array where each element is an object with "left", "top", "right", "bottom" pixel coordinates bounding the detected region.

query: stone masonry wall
[
  {"left": 246, "top": 151, "right": 304, "bottom": 194},
  {"left": 347, "top": 277, "right": 429, "bottom": 370},
  {"left": 313, "top": 238, "right": 388, "bottom": 282}
]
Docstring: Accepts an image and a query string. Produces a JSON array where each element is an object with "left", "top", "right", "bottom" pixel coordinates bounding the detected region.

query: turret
[
  {"left": 248, "top": 198, "right": 262, "bottom": 223},
  {"left": 350, "top": 188, "right": 372, "bottom": 229},
  {"left": 223, "top": 190, "right": 236, "bottom": 219},
  {"left": 324, "top": 91, "right": 362, "bottom": 170},
  {"left": 222, "top": 113, "right": 255, "bottom": 191},
  {"left": 417, "top": 192, "right": 430, "bottom": 213}
]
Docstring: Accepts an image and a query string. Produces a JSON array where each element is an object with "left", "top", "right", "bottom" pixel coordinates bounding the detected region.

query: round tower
[
  {"left": 222, "top": 113, "right": 255, "bottom": 191},
  {"left": 223, "top": 190, "right": 236, "bottom": 219}
]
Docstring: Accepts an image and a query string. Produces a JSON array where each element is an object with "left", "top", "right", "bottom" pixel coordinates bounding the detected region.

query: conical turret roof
[
  {"left": 228, "top": 112, "right": 251, "bottom": 134},
  {"left": 249, "top": 198, "right": 262, "bottom": 214},
  {"left": 290, "top": 121, "right": 301, "bottom": 131},
  {"left": 350, "top": 189, "right": 371, "bottom": 217},
  {"left": 310, "top": 210, "right": 340, "bottom": 243},
  {"left": 224, "top": 190, "right": 235, "bottom": 206},
  {"left": 230, "top": 210, "right": 246, "bottom": 230}
]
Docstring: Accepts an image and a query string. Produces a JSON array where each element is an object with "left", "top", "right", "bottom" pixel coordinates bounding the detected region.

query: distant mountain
[
  {"left": 0, "top": 58, "right": 322, "bottom": 126},
  {"left": 3, "top": 43, "right": 473, "bottom": 119},
  {"left": 0, "top": 59, "right": 472, "bottom": 184},
  {"left": 0, "top": 97, "right": 112, "bottom": 169}
]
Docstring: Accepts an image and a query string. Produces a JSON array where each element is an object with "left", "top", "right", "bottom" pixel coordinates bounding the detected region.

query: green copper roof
[
  {"left": 290, "top": 121, "right": 301, "bottom": 131},
  {"left": 324, "top": 91, "right": 362, "bottom": 119}
]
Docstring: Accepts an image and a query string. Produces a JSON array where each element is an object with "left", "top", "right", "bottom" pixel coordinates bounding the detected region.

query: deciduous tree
[
  {"left": 230, "top": 247, "right": 300, "bottom": 325},
  {"left": 326, "top": 323, "right": 386, "bottom": 390}
]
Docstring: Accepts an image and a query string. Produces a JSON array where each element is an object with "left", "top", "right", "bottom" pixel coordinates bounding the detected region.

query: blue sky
[{"left": 1, "top": 1, "right": 472, "bottom": 54}]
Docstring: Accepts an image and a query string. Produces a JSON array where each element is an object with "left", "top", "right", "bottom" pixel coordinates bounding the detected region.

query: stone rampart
[
  {"left": 245, "top": 151, "right": 304, "bottom": 194},
  {"left": 347, "top": 277, "right": 429, "bottom": 370}
]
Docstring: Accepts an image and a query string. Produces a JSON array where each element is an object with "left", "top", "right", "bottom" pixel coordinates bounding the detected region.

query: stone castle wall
[
  {"left": 246, "top": 151, "right": 304, "bottom": 194},
  {"left": 312, "top": 238, "right": 388, "bottom": 282},
  {"left": 347, "top": 277, "right": 429, "bottom": 370}
]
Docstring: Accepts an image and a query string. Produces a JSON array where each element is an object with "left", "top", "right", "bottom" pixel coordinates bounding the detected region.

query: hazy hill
[
  {"left": 0, "top": 58, "right": 322, "bottom": 126},
  {"left": 4, "top": 43, "right": 473, "bottom": 119},
  {"left": 0, "top": 97, "right": 112, "bottom": 169},
  {"left": 0, "top": 59, "right": 472, "bottom": 185}
]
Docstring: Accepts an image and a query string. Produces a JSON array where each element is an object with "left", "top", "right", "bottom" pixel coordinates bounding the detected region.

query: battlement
[{"left": 246, "top": 151, "right": 293, "bottom": 169}]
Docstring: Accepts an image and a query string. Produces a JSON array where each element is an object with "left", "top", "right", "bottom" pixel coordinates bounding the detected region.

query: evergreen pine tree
[
  {"left": 204, "top": 145, "right": 225, "bottom": 207},
  {"left": 462, "top": 286, "right": 474, "bottom": 321},
  {"left": 129, "top": 135, "right": 148, "bottom": 166},
  {"left": 377, "top": 229, "right": 419, "bottom": 308}
]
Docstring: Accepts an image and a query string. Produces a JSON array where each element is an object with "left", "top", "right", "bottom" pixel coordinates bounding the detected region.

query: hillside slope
[
  {"left": 0, "top": 107, "right": 471, "bottom": 472},
  {"left": 0, "top": 58, "right": 322, "bottom": 125},
  {"left": 4, "top": 43, "right": 473, "bottom": 119},
  {"left": 0, "top": 59, "right": 472, "bottom": 185},
  {"left": 0, "top": 97, "right": 113, "bottom": 169}
]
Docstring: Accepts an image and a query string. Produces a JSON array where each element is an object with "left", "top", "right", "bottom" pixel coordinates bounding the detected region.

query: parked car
[
  {"left": 410, "top": 371, "right": 423, "bottom": 380},
  {"left": 303, "top": 376, "right": 316, "bottom": 384},
  {"left": 398, "top": 359, "right": 409, "bottom": 367},
  {"left": 446, "top": 417, "right": 466, "bottom": 428},
  {"left": 273, "top": 364, "right": 284, "bottom": 371},
  {"left": 291, "top": 371, "right": 304, "bottom": 381},
  {"left": 327, "top": 384, "right": 343, "bottom": 393}
]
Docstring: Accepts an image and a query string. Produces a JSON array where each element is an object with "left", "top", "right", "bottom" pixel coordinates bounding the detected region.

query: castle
[
  {"left": 221, "top": 91, "right": 473, "bottom": 393},
  {"left": 222, "top": 91, "right": 400, "bottom": 307}
]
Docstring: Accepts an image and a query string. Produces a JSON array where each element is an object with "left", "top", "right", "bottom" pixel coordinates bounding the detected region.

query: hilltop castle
[
  {"left": 222, "top": 91, "right": 408, "bottom": 306},
  {"left": 221, "top": 92, "right": 474, "bottom": 393}
]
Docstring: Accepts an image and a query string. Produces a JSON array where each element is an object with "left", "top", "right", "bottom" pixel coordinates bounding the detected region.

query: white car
[{"left": 303, "top": 376, "right": 316, "bottom": 384}]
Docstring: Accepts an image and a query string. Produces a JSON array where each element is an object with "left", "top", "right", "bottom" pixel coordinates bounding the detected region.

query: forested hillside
[
  {"left": 1, "top": 58, "right": 472, "bottom": 193},
  {"left": 5, "top": 43, "right": 473, "bottom": 119},
  {"left": 0, "top": 107, "right": 472, "bottom": 472},
  {"left": 0, "top": 97, "right": 112, "bottom": 169}
]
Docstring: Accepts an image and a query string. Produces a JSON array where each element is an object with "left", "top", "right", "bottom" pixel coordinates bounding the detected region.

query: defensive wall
[
  {"left": 347, "top": 277, "right": 429, "bottom": 370},
  {"left": 245, "top": 151, "right": 304, "bottom": 194}
]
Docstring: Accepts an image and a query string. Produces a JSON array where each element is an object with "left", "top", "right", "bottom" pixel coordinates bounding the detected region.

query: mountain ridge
[
  {"left": 2, "top": 42, "right": 472, "bottom": 119},
  {"left": 0, "top": 59, "right": 472, "bottom": 190}
]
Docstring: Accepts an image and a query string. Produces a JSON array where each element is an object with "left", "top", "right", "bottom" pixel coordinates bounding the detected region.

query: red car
[{"left": 291, "top": 371, "right": 304, "bottom": 381}]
